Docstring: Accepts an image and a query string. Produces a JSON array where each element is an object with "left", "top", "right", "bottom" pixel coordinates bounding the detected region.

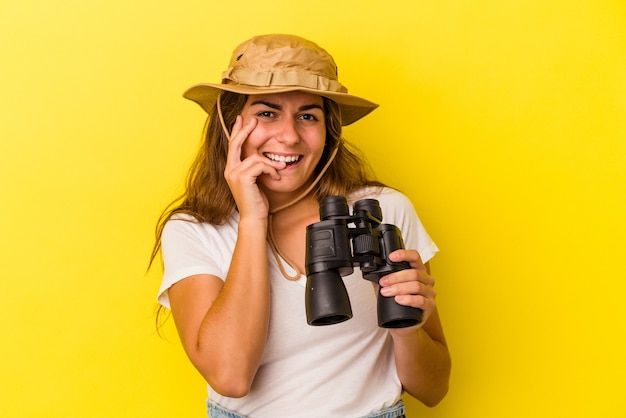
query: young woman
[{"left": 154, "top": 34, "right": 451, "bottom": 418}]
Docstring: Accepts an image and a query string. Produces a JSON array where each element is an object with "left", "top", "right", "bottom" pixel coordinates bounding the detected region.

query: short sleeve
[
  {"left": 157, "top": 215, "right": 236, "bottom": 309},
  {"left": 361, "top": 188, "right": 439, "bottom": 264}
]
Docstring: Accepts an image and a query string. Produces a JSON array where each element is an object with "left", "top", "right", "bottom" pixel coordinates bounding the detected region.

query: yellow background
[{"left": 1, "top": 0, "right": 625, "bottom": 417}]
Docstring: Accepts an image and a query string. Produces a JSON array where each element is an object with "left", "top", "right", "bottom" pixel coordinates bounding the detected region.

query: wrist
[
  {"left": 237, "top": 217, "right": 268, "bottom": 236},
  {"left": 390, "top": 323, "right": 424, "bottom": 340}
]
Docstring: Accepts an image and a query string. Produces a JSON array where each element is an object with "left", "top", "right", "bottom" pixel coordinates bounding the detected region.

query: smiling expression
[{"left": 239, "top": 91, "right": 327, "bottom": 200}]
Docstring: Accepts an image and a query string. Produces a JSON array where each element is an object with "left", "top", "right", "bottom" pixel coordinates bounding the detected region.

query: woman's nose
[{"left": 274, "top": 119, "right": 300, "bottom": 145}]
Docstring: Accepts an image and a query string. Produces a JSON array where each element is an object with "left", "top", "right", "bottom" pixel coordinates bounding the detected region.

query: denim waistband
[
  {"left": 207, "top": 400, "right": 246, "bottom": 418},
  {"left": 358, "top": 400, "right": 406, "bottom": 418},
  {"left": 206, "top": 399, "right": 406, "bottom": 418}
]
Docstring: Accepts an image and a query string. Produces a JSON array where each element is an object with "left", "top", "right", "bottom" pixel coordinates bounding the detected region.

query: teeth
[{"left": 264, "top": 153, "right": 301, "bottom": 164}]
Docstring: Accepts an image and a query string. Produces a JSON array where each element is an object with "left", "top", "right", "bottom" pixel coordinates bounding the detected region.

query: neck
[
  {"left": 266, "top": 193, "right": 320, "bottom": 281},
  {"left": 264, "top": 180, "right": 316, "bottom": 215},
  {"left": 270, "top": 193, "right": 319, "bottom": 223}
]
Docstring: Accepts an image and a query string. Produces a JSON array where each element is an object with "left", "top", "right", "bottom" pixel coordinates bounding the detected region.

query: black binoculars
[{"left": 304, "top": 196, "right": 423, "bottom": 328}]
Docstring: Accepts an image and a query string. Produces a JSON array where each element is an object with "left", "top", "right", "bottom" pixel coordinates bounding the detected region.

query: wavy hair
[{"left": 150, "top": 91, "right": 384, "bottom": 267}]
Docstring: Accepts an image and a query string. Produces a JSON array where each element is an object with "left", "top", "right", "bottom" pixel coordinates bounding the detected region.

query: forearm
[
  {"left": 392, "top": 312, "right": 451, "bottom": 406},
  {"left": 194, "top": 219, "right": 271, "bottom": 395}
]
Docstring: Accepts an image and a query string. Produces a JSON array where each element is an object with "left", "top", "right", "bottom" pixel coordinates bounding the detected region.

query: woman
[{"left": 154, "top": 34, "right": 451, "bottom": 417}]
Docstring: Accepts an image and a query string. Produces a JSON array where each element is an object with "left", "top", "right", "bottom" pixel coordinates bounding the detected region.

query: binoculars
[{"left": 304, "top": 196, "right": 423, "bottom": 328}]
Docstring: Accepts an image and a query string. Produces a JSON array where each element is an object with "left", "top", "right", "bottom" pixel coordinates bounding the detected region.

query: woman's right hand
[{"left": 224, "top": 115, "right": 286, "bottom": 221}]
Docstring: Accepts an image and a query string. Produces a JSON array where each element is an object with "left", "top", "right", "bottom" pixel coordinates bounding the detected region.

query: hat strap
[
  {"left": 216, "top": 92, "right": 231, "bottom": 141},
  {"left": 216, "top": 91, "right": 339, "bottom": 281},
  {"left": 267, "top": 144, "right": 338, "bottom": 280}
]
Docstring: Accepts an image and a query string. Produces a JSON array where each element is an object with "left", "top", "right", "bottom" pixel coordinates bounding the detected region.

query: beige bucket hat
[{"left": 183, "top": 34, "right": 379, "bottom": 126}]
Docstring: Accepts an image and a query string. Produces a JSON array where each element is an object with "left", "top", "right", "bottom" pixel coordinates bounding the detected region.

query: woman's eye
[
  {"left": 299, "top": 114, "right": 318, "bottom": 121},
  {"left": 257, "top": 111, "right": 275, "bottom": 118}
]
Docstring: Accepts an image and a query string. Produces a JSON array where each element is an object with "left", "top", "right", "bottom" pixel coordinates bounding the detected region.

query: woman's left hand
[
  {"left": 378, "top": 249, "right": 437, "bottom": 331},
  {"left": 380, "top": 250, "right": 450, "bottom": 405}
]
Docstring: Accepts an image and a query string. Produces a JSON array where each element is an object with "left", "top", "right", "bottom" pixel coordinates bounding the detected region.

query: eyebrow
[{"left": 250, "top": 100, "right": 324, "bottom": 112}]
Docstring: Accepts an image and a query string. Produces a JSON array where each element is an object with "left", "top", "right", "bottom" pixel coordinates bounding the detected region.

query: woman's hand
[
  {"left": 378, "top": 249, "right": 437, "bottom": 333},
  {"left": 379, "top": 249, "right": 450, "bottom": 405},
  {"left": 224, "top": 115, "right": 286, "bottom": 221}
]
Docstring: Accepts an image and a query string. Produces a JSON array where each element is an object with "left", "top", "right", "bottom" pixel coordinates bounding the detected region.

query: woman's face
[{"left": 239, "top": 91, "right": 327, "bottom": 199}]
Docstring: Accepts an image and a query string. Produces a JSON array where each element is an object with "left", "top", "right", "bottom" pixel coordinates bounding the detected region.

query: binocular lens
[
  {"left": 377, "top": 292, "right": 423, "bottom": 328},
  {"left": 353, "top": 199, "right": 383, "bottom": 224},
  {"left": 319, "top": 196, "right": 349, "bottom": 220},
  {"left": 305, "top": 270, "right": 352, "bottom": 326}
]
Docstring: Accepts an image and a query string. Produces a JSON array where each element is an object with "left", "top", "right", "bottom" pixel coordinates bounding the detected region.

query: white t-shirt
[{"left": 158, "top": 187, "right": 438, "bottom": 417}]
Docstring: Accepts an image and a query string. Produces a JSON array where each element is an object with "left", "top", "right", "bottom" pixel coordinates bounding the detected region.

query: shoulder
[
  {"left": 348, "top": 186, "right": 439, "bottom": 262},
  {"left": 347, "top": 186, "right": 414, "bottom": 214},
  {"left": 162, "top": 212, "right": 240, "bottom": 247},
  {"left": 158, "top": 212, "right": 240, "bottom": 307}
]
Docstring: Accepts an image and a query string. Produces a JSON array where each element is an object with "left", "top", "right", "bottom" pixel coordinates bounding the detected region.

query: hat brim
[{"left": 183, "top": 83, "right": 378, "bottom": 126}]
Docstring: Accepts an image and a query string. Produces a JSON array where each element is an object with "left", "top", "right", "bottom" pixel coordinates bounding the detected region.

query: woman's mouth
[{"left": 263, "top": 152, "right": 302, "bottom": 166}]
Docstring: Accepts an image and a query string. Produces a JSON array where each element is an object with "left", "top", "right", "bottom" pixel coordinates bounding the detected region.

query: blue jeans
[{"left": 207, "top": 399, "right": 406, "bottom": 418}]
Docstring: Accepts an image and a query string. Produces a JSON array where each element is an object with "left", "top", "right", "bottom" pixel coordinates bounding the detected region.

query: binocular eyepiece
[{"left": 304, "top": 196, "right": 423, "bottom": 328}]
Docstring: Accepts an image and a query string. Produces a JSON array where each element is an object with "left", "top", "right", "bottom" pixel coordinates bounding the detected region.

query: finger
[
  {"left": 245, "top": 158, "right": 285, "bottom": 181},
  {"left": 389, "top": 249, "right": 427, "bottom": 271},
  {"left": 380, "top": 279, "right": 437, "bottom": 300},
  {"left": 393, "top": 293, "right": 436, "bottom": 313},
  {"left": 229, "top": 114, "right": 243, "bottom": 139},
  {"left": 226, "top": 116, "right": 257, "bottom": 167},
  {"left": 388, "top": 248, "right": 423, "bottom": 264},
  {"left": 228, "top": 155, "right": 285, "bottom": 183},
  {"left": 379, "top": 265, "right": 434, "bottom": 287},
  {"left": 225, "top": 115, "right": 244, "bottom": 167}
]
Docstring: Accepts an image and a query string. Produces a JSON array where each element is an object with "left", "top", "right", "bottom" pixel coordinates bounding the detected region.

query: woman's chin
[{"left": 260, "top": 176, "right": 312, "bottom": 199}]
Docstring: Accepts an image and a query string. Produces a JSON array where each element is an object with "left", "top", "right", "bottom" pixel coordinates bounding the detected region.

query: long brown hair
[{"left": 150, "top": 91, "right": 384, "bottom": 267}]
